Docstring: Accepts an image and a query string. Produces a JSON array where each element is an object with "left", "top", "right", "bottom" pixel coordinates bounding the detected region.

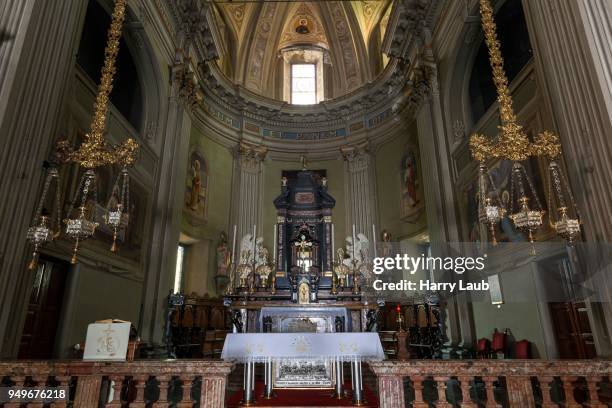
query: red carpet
[{"left": 227, "top": 381, "right": 379, "bottom": 407}]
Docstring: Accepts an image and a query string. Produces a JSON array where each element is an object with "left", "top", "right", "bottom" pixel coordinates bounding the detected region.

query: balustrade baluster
[
  {"left": 585, "top": 376, "right": 607, "bottom": 408},
  {"left": 201, "top": 376, "right": 228, "bottom": 408},
  {"left": 153, "top": 375, "right": 171, "bottom": 408},
  {"left": 376, "top": 375, "right": 405, "bottom": 408},
  {"left": 506, "top": 375, "right": 535, "bottom": 407},
  {"left": 74, "top": 375, "right": 103, "bottom": 407},
  {"left": 411, "top": 375, "right": 429, "bottom": 408},
  {"left": 560, "top": 376, "right": 581, "bottom": 408},
  {"left": 26, "top": 375, "right": 48, "bottom": 408},
  {"left": 5, "top": 376, "right": 26, "bottom": 408},
  {"left": 433, "top": 376, "right": 451, "bottom": 408},
  {"left": 105, "top": 375, "right": 125, "bottom": 408},
  {"left": 537, "top": 376, "right": 558, "bottom": 408},
  {"left": 177, "top": 375, "right": 195, "bottom": 408},
  {"left": 129, "top": 375, "right": 148, "bottom": 408},
  {"left": 482, "top": 376, "right": 502, "bottom": 408},
  {"left": 50, "top": 375, "right": 71, "bottom": 408},
  {"left": 458, "top": 376, "right": 477, "bottom": 408}
]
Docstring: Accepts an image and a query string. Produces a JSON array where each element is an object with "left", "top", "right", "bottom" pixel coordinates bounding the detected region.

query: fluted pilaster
[
  {"left": 140, "top": 57, "right": 195, "bottom": 345},
  {"left": 230, "top": 142, "right": 266, "bottom": 248},
  {"left": 341, "top": 145, "right": 378, "bottom": 240},
  {"left": 0, "top": 0, "right": 87, "bottom": 357},
  {"left": 521, "top": 0, "right": 612, "bottom": 357}
]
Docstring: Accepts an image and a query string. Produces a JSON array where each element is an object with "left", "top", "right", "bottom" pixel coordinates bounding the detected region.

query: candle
[
  {"left": 252, "top": 224, "right": 257, "bottom": 263},
  {"left": 372, "top": 224, "right": 377, "bottom": 258},
  {"left": 231, "top": 224, "right": 237, "bottom": 263},
  {"left": 331, "top": 223, "right": 335, "bottom": 261},
  {"left": 352, "top": 224, "right": 356, "bottom": 259},
  {"left": 273, "top": 224, "right": 277, "bottom": 264}
]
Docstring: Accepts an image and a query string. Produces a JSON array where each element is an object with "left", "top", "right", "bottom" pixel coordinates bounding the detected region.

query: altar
[
  {"left": 223, "top": 167, "right": 384, "bottom": 405},
  {"left": 221, "top": 332, "right": 384, "bottom": 403}
]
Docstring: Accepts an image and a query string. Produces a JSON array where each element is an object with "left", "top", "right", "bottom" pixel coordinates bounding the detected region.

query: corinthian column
[
  {"left": 229, "top": 142, "right": 267, "bottom": 252},
  {"left": 0, "top": 0, "right": 87, "bottom": 357},
  {"left": 521, "top": 0, "right": 612, "bottom": 357},
  {"left": 341, "top": 145, "right": 378, "bottom": 241}
]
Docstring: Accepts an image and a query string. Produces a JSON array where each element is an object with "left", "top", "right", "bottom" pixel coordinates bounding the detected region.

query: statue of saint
[
  {"left": 215, "top": 232, "right": 231, "bottom": 276},
  {"left": 188, "top": 159, "right": 201, "bottom": 211}
]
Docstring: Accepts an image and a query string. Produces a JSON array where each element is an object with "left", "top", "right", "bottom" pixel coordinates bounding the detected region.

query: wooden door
[
  {"left": 549, "top": 302, "right": 596, "bottom": 359},
  {"left": 18, "top": 256, "right": 69, "bottom": 359}
]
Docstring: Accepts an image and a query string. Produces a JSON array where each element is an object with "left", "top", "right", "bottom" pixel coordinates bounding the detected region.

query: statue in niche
[
  {"left": 215, "top": 231, "right": 231, "bottom": 276},
  {"left": 188, "top": 159, "right": 201, "bottom": 211},
  {"left": 184, "top": 149, "right": 207, "bottom": 221}
]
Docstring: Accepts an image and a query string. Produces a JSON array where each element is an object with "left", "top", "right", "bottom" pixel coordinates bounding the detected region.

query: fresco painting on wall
[
  {"left": 400, "top": 146, "right": 424, "bottom": 222},
  {"left": 184, "top": 148, "right": 208, "bottom": 225}
]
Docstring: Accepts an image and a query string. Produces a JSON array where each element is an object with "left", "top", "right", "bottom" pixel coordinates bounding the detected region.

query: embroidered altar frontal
[{"left": 221, "top": 332, "right": 385, "bottom": 363}]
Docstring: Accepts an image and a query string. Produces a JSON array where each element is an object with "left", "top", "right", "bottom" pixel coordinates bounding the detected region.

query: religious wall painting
[
  {"left": 183, "top": 148, "right": 208, "bottom": 225},
  {"left": 465, "top": 159, "right": 529, "bottom": 245},
  {"left": 400, "top": 146, "right": 424, "bottom": 222}
]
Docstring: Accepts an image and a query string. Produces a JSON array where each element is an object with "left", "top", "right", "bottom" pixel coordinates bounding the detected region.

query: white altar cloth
[{"left": 221, "top": 332, "right": 385, "bottom": 363}]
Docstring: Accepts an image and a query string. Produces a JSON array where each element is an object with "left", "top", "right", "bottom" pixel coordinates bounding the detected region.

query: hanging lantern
[
  {"left": 104, "top": 167, "right": 131, "bottom": 252},
  {"left": 547, "top": 160, "right": 581, "bottom": 244},
  {"left": 477, "top": 163, "right": 505, "bottom": 246},
  {"left": 26, "top": 167, "right": 61, "bottom": 270},
  {"left": 508, "top": 162, "right": 544, "bottom": 245},
  {"left": 64, "top": 169, "right": 99, "bottom": 264}
]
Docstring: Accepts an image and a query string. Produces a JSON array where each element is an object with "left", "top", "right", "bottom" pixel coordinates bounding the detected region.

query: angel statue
[
  {"left": 344, "top": 233, "right": 370, "bottom": 268},
  {"left": 240, "top": 234, "right": 255, "bottom": 263}
]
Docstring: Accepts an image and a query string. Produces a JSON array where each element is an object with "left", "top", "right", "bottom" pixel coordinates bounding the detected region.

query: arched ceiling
[{"left": 213, "top": 0, "right": 392, "bottom": 100}]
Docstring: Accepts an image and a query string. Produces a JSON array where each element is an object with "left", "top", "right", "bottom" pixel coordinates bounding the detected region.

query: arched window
[
  {"left": 468, "top": 0, "right": 533, "bottom": 123},
  {"left": 76, "top": 0, "right": 143, "bottom": 130},
  {"left": 280, "top": 47, "right": 326, "bottom": 105}
]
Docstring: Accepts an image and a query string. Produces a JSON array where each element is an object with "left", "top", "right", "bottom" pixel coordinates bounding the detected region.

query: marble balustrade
[
  {"left": 369, "top": 359, "right": 611, "bottom": 408},
  {"left": 0, "top": 360, "right": 234, "bottom": 408}
]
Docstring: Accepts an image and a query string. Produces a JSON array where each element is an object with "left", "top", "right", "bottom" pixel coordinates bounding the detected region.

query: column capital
[{"left": 236, "top": 141, "right": 267, "bottom": 169}]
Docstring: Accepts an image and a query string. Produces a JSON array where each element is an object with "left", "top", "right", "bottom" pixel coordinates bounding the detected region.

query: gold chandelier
[
  {"left": 27, "top": 0, "right": 139, "bottom": 268},
  {"left": 469, "top": 0, "right": 580, "bottom": 247}
]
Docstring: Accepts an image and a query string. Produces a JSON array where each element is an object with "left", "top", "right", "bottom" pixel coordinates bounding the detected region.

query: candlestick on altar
[
  {"left": 352, "top": 224, "right": 356, "bottom": 260},
  {"left": 331, "top": 223, "right": 335, "bottom": 260},
  {"left": 372, "top": 224, "right": 377, "bottom": 258},
  {"left": 231, "top": 224, "right": 237, "bottom": 262},
  {"left": 273, "top": 224, "right": 277, "bottom": 264}
]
